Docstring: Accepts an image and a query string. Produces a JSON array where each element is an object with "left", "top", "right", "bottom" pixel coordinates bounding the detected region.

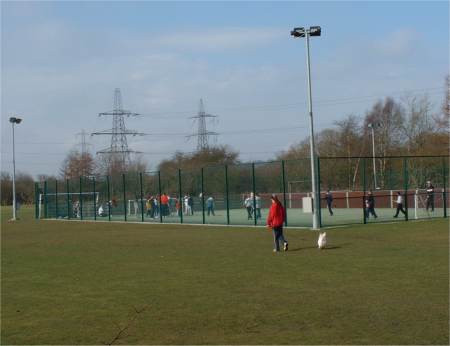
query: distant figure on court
[
  {"left": 255, "top": 193, "right": 262, "bottom": 219},
  {"left": 161, "top": 193, "right": 169, "bottom": 217},
  {"left": 267, "top": 194, "right": 288, "bottom": 252},
  {"left": 325, "top": 190, "right": 333, "bottom": 216},
  {"left": 206, "top": 196, "right": 215, "bottom": 216},
  {"left": 365, "top": 190, "right": 377, "bottom": 219},
  {"left": 73, "top": 200, "right": 81, "bottom": 218},
  {"left": 188, "top": 195, "right": 194, "bottom": 215},
  {"left": 426, "top": 181, "right": 434, "bottom": 212},
  {"left": 133, "top": 196, "right": 139, "bottom": 216},
  {"left": 175, "top": 198, "right": 182, "bottom": 217},
  {"left": 146, "top": 198, "right": 152, "bottom": 217},
  {"left": 244, "top": 194, "right": 253, "bottom": 220},
  {"left": 98, "top": 204, "right": 107, "bottom": 217},
  {"left": 393, "top": 191, "right": 406, "bottom": 218}
]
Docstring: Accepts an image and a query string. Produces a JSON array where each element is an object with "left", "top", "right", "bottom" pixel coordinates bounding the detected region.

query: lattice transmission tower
[
  {"left": 188, "top": 98, "right": 218, "bottom": 151},
  {"left": 92, "top": 88, "right": 144, "bottom": 169}
]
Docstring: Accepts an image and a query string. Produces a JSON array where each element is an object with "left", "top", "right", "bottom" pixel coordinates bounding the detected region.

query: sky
[{"left": 1, "top": 0, "right": 448, "bottom": 178}]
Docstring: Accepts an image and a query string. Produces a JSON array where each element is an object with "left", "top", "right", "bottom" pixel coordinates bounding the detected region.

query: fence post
[
  {"left": 66, "top": 179, "right": 70, "bottom": 220},
  {"left": 281, "top": 160, "right": 288, "bottom": 226},
  {"left": 107, "top": 175, "right": 111, "bottom": 221},
  {"left": 317, "top": 157, "right": 322, "bottom": 227},
  {"left": 363, "top": 158, "right": 366, "bottom": 224},
  {"left": 55, "top": 180, "right": 58, "bottom": 219},
  {"left": 34, "top": 182, "right": 39, "bottom": 219},
  {"left": 252, "top": 163, "right": 257, "bottom": 226},
  {"left": 93, "top": 176, "right": 97, "bottom": 221},
  {"left": 43, "top": 180, "right": 48, "bottom": 218},
  {"left": 122, "top": 173, "right": 127, "bottom": 221},
  {"left": 201, "top": 167, "right": 205, "bottom": 224},
  {"left": 225, "top": 165, "right": 230, "bottom": 225},
  {"left": 443, "top": 157, "right": 447, "bottom": 218},
  {"left": 403, "top": 157, "right": 408, "bottom": 221},
  {"left": 178, "top": 169, "right": 183, "bottom": 224},
  {"left": 140, "top": 172, "right": 144, "bottom": 222},
  {"left": 79, "top": 176, "right": 83, "bottom": 220},
  {"left": 158, "top": 171, "right": 163, "bottom": 223}
]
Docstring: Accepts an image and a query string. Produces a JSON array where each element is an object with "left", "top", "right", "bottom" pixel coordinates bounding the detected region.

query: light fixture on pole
[
  {"left": 291, "top": 26, "right": 321, "bottom": 230},
  {"left": 367, "top": 122, "right": 380, "bottom": 190},
  {"left": 9, "top": 116, "right": 22, "bottom": 221}
]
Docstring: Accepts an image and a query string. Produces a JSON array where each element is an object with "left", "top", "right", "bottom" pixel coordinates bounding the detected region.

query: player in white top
[{"left": 393, "top": 191, "right": 406, "bottom": 218}]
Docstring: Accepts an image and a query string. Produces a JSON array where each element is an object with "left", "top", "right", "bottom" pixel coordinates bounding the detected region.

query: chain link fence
[{"left": 36, "top": 155, "right": 448, "bottom": 227}]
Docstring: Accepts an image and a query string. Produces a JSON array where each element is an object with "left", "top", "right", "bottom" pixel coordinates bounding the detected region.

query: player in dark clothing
[
  {"left": 365, "top": 190, "right": 377, "bottom": 218},
  {"left": 426, "top": 181, "right": 434, "bottom": 212},
  {"left": 325, "top": 190, "right": 333, "bottom": 216}
]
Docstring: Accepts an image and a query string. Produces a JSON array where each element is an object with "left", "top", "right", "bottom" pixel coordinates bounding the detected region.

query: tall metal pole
[
  {"left": 371, "top": 125, "right": 378, "bottom": 189},
  {"left": 11, "top": 122, "right": 17, "bottom": 220},
  {"left": 305, "top": 30, "right": 320, "bottom": 230}
]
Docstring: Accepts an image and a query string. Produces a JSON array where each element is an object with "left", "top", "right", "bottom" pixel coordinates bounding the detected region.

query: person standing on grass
[
  {"left": 393, "top": 191, "right": 406, "bottom": 218},
  {"left": 15, "top": 192, "right": 24, "bottom": 219},
  {"left": 426, "top": 181, "right": 435, "bottom": 212},
  {"left": 267, "top": 194, "right": 288, "bottom": 252},
  {"left": 325, "top": 190, "right": 333, "bottom": 216},
  {"left": 365, "top": 190, "right": 377, "bottom": 219}
]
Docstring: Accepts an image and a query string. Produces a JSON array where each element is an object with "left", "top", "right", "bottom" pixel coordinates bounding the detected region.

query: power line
[{"left": 137, "top": 86, "right": 445, "bottom": 118}]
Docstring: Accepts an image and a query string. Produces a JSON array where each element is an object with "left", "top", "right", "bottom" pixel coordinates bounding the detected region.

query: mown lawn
[{"left": 1, "top": 206, "right": 448, "bottom": 345}]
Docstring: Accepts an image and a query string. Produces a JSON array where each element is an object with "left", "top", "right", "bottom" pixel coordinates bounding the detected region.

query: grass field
[{"left": 2, "top": 206, "right": 449, "bottom": 345}]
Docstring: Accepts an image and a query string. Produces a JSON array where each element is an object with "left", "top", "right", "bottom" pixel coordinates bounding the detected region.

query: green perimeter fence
[{"left": 36, "top": 156, "right": 449, "bottom": 228}]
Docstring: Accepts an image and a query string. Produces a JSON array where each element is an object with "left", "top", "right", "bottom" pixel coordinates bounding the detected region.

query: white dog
[{"left": 317, "top": 232, "right": 327, "bottom": 249}]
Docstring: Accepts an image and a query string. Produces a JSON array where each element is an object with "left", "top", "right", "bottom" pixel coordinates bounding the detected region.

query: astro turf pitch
[{"left": 1, "top": 207, "right": 449, "bottom": 345}]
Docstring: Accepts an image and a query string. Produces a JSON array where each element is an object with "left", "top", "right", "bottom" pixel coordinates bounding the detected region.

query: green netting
[
  {"left": 203, "top": 165, "right": 228, "bottom": 225},
  {"left": 142, "top": 171, "right": 162, "bottom": 222},
  {"left": 40, "top": 156, "right": 448, "bottom": 228},
  {"left": 284, "top": 158, "right": 312, "bottom": 227},
  {"left": 227, "top": 163, "right": 254, "bottom": 226}
]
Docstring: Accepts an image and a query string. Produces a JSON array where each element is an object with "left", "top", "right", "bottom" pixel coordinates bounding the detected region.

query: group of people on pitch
[{"left": 324, "top": 181, "right": 435, "bottom": 219}]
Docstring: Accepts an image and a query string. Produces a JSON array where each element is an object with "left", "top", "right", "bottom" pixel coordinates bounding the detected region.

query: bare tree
[
  {"left": 364, "top": 97, "right": 405, "bottom": 188},
  {"left": 60, "top": 150, "right": 95, "bottom": 179}
]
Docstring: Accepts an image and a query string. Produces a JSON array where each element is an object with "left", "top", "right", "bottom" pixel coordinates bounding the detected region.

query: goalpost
[
  {"left": 127, "top": 199, "right": 147, "bottom": 217},
  {"left": 39, "top": 192, "right": 99, "bottom": 219}
]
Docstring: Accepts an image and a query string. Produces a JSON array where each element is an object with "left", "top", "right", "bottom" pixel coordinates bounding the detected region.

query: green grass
[{"left": 1, "top": 206, "right": 449, "bottom": 345}]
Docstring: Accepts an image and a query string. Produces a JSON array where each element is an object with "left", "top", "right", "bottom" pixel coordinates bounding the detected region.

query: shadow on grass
[{"left": 289, "top": 245, "right": 343, "bottom": 251}]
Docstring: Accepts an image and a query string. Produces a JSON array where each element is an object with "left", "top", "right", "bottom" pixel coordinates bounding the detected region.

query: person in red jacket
[{"left": 267, "top": 194, "right": 288, "bottom": 252}]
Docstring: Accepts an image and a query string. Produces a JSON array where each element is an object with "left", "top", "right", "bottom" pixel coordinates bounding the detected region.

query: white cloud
[
  {"left": 152, "top": 27, "right": 286, "bottom": 51},
  {"left": 370, "top": 28, "right": 419, "bottom": 58}
]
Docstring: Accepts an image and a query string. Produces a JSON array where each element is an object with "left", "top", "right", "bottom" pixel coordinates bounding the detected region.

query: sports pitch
[
  {"left": 82, "top": 205, "right": 448, "bottom": 228},
  {"left": 2, "top": 206, "right": 449, "bottom": 344}
]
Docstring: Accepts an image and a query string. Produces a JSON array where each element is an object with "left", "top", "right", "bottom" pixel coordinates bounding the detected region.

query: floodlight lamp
[
  {"left": 9, "top": 117, "right": 22, "bottom": 124},
  {"left": 291, "top": 27, "right": 305, "bottom": 37},
  {"left": 309, "top": 26, "right": 321, "bottom": 37}
]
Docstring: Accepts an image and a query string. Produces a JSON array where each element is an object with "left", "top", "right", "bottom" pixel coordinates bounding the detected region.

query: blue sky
[{"left": 1, "top": 1, "right": 448, "bottom": 177}]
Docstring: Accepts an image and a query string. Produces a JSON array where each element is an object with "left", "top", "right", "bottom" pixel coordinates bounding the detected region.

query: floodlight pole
[
  {"left": 368, "top": 123, "right": 378, "bottom": 189},
  {"left": 11, "top": 121, "right": 17, "bottom": 220},
  {"left": 9, "top": 117, "right": 22, "bottom": 221},
  {"left": 292, "top": 27, "right": 320, "bottom": 229},
  {"left": 305, "top": 30, "right": 320, "bottom": 230}
]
